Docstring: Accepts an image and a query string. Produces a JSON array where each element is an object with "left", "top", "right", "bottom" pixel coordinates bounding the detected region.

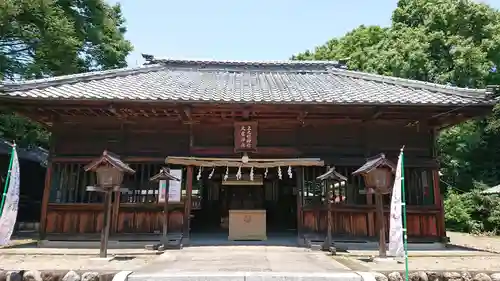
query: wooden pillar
[
  {"left": 162, "top": 181, "right": 170, "bottom": 244},
  {"left": 325, "top": 180, "right": 333, "bottom": 248},
  {"left": 433, "top": 169, "right": 446, "bottom": 239},
  {"left": 361, "top": 121, "right": 375, "bottom": 237},
  {"left": 431, "top": 128, "right": 446, "bottom": 240},
  {"left": 183, "top": 166, "right": 193, "bottom": 237},
  {"left": 40, "top": 129, "right": 56, "bottom": 239},
  {"left": 295, "top": 167, "right": 304, "bottom": 234},
  {"left": 375, "top": 192, "right": 387, "bottom": 257},
  {"left": 39, "top": 161, "right": 52, "bottom": 239},
  {"left": 366, "top": 192, "right": 375, "bottom": 237},
  {"left": 100, "top": 190, "right": 113, "bottom": 258},
  {"left": 112, "top": 122, "right": 126, "bottom": 234},
  {"left": 111, "top": 190, "right": 120, "bottom": 234}
]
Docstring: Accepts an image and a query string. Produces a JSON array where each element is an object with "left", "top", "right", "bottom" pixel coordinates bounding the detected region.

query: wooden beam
[
  {"left": 51, "top": 156, "right": 165, "bottom": 163},
  {"left": 107, "top": 104, "right": 125, "bottom": 119},
  {"left": 25, "top": 111, "right": 441, "bottom": 125},
  {"left": 190, "top": 146, "right": 301, "bottom": 156},
  {"left": 369, "top": 107, "right": 383, "bottom": 120},
  {"left": 297, "top": 111, "right": 308, "bottom": 126},
  {"left": 180, "top": 106, "right": 193, "bottom": 122},
  {"left": 165, "top": 156, "right": 324, "bottom": 168},
  {"left": 242, "top": 108, "right": 251, "bottom": 120}
]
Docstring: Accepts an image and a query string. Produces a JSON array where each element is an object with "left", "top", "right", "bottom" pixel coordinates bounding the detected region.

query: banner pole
[
  {"left": 401, "top": 147, "right": 409, "bottom": 281},
  {"left": 0, "top": 145, "right": 15, "bottom": 217}
]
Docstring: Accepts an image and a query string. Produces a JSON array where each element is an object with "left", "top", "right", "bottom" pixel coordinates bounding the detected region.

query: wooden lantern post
[
  {"left": 84, "top": 150, "right": 135, "bottom": 258},
  {"left": 316, "top": 166, "right": 348, "bottom": 253},
  {"left": 353, "top": 153, "right": 396, "bottom": 258},
  {"left": 150, "top": 167, "right": 180, "bottom": 248}
]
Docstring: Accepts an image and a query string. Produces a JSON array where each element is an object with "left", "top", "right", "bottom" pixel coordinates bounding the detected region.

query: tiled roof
[
  {"left": 0, "top": 58, "right": 493, "bottom": 106},
  {"left": 0, "top": 138, "right": 48, "bottom": 166},
  {"left": 84, "top": 150, "right": 135, "bottom": 174},
  {"left": 352, "top": 153, "right": 396, "bottom": 175}
]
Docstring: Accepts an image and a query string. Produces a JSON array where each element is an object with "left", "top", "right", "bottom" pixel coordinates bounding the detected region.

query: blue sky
[{"left": 108, "top": 0, "right": 500, "bottom": 67}]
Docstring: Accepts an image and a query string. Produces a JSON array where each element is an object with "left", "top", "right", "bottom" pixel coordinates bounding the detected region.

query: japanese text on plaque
[{"left": 239, "top": 125, "right": 253, "bottom": 149}]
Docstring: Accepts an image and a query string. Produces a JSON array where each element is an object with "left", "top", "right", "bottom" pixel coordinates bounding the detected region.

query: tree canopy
[
  {"left": 0, "top": 0, "right": 133, "bottom": 147},
  {"left": 293, "top": 0, "right": 500, "bottom": 191}
]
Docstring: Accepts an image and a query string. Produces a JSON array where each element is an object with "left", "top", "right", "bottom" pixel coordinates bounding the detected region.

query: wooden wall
[
  {"left": 301, "top": 206, "right": 440, "bottom": 240},
  {"left": 51, "top": 119, "right": 434, "bottom": 164},
  {"left": 43, "top": 115, "right": 443, "bottom": 238},
  {"left": 45, "top": 204, "right": 184, "bottom": 234}
]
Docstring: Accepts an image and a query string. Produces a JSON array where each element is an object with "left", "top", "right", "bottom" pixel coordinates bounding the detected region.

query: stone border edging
[
  {"left": 374, "top": 271, "right": 500, "bottom": 281},
  {"left": 0, "top": 251, "right": 163, "bottom": 256},
  {"left": 111, "top": 271, "right": 133, "bottom": 281},
  {"left": 0, "top": 269, "right": 121, "bottom": 281},
  {"left": 127, "top": 271, "right": 366, "bottom": 281},
  {"left": 356, "top": 272, "right": 376, "bottom": 281}
]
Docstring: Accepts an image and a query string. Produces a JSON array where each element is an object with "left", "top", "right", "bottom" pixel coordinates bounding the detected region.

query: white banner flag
[
  {"left": 0, "top": 147, "right": 20, "bottom": 246},
  {"left": 388, "top": 150, "right": 404, "bottom": 258}
]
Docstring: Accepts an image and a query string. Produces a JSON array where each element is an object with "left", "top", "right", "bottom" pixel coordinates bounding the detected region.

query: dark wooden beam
[
  {"left": 369, "top": 107, "right": 383, "bottom": 120},
  {"left": 107, "top": 104, "right": 126, "bottom": 119},
  {"left": 190, "top": 146, "right": 301, "bottom": 157},
  {"left": 297, "top": 111, "right": 308, "bottom": 126},
  {"left": 242, "top": 108, "right": 251, "bottom": 120},
  {"left": 179, "top": 106, "right": 200, "bottom": 124}
]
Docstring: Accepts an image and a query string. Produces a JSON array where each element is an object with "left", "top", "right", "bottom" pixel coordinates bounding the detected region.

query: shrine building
[{"left": 0, "top": 56, "right": 496, "bottom": 244}]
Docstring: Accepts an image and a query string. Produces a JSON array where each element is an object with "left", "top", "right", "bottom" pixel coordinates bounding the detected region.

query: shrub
[{"left": 444, "top": 183, "right": 500, "bottom": 234}]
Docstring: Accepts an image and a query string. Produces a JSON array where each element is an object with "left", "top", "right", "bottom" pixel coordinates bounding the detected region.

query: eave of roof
[{"left": 0, "top": 58, "right": 496, "bottom": 107}]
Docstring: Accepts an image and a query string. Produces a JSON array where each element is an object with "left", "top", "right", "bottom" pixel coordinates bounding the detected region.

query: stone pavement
[
  {"left": 0, "top": 254, "right": 157, "bottom": 271},
  {"left": 132, "top": 246, "right": 350, "bottom": 273},
  {"left": 128, "top": 246, "right": 366, "bottom": 281},
  {"left": 0, "top": 247, "right": 162, "bottom": 256},
  {"left": 7, "top": 231, "right": 500, "bottom": 280}
]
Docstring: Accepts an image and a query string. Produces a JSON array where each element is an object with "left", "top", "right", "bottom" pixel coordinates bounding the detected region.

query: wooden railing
[{"left": 302, "top": 166, "right": 436, "bottom": 207}]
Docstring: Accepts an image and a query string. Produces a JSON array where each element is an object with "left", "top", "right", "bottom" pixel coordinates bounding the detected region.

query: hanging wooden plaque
[{"left": 234, "top": 121, "right": 258, "bottom": 152}]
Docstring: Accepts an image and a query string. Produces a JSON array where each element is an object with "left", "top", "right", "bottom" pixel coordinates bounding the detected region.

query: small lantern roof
[
  {"left": 317, "top": 167, "right": 348, "bottom": 182},
  {"left": 84, "top": 150, "right": 135, "bottom": 174},
  {"left": 149, "top": 167, "right": 180, "bottom": 182},
  {"left": 352, "top": 153, "right": 396, "bottom": 176}
]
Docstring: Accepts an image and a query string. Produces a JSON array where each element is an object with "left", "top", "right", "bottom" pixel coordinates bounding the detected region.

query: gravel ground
[
  {"left": 0, "top": 255, "right": 157, "bottom": 271},
  {"left": 353, "top": 256, "right": 500, "bottom": 271},
  {"left": 448, "top": 231, "right": 500, "bottom": 253},
  {"left": 335, "top": 232, "right": 500, "bottom": 272}
]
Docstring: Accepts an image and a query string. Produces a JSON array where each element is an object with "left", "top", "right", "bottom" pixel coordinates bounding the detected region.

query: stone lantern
[
  {"left": 149, "top": 167, "right": 180, "bottom": 250},
  {"left": 84, "top": 150, "right": 135, "bottom": 258},
  {"left": 353, "top": 153, "right": 396, "bottom": 258},
  {"left": 316, "top": 166, "right": 347, "bottom": 254}
]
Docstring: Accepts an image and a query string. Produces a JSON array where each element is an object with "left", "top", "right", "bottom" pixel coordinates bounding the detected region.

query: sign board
[
  {"left": 234, "top": 121, "right": 258, "bottom": 152},
  {"left": 158, "top": 169, "right": 182, "bottom": 203}
]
